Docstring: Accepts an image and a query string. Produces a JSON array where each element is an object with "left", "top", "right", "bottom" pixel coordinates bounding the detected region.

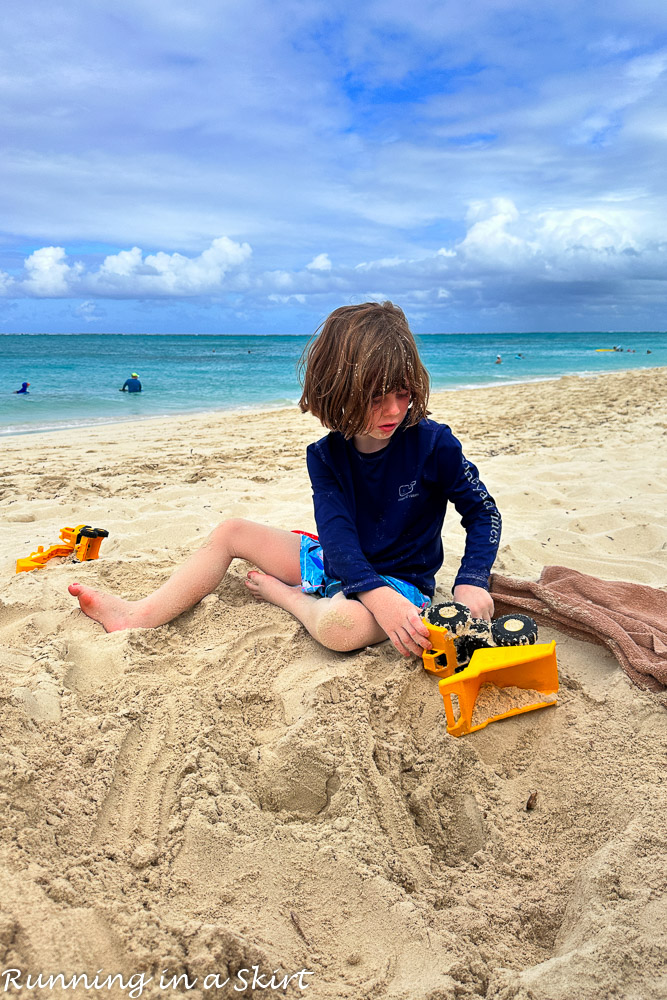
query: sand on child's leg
[
  {"left": 245, "top": 572, "right": 386, "bottom": 652},
  {"left": 69, "top": 519, "right": 302, "bottom": 633}
]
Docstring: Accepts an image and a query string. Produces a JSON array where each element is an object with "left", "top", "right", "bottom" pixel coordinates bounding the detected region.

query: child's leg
[
  {"left": 69, "top": 517, "right": 388, "bottom": 651},
  {"left": 68, "top": 519, "right": 302, "bottom": 633},
  {"left": 245, "top": 573, "right": 387, "bottom": 652}
]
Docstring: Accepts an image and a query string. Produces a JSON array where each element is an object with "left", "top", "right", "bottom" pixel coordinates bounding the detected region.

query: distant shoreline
[
  {"left": 1, "top": 330, "right": 666, "bottom": 337},
  {"left": 3, "top": 365, "right": 665, "bottom": 440}
]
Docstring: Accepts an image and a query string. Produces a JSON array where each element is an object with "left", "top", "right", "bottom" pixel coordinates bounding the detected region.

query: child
[{"left": 69, "top": 302, "right": 501, "bottom": 658}]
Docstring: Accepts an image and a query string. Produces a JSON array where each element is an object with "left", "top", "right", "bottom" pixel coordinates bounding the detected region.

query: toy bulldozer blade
[
  {"left": 421, "top": 613, "right": 558, "bottom": 738},
  {"left": 439, "top": 642, "right": 558, "bottom": 737}
]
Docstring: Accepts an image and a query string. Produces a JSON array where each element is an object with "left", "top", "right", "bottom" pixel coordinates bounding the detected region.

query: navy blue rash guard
[{"left": 306, "top": 418, "right": 501, "bottom": 599}]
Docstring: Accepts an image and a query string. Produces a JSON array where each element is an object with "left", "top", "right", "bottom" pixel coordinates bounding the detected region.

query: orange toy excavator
[
  {"left": 16, "top": 524, "right": 109, "bottom": 574},
  {"left": 422, "top": 602, "right": 559, "bottom": 737}
]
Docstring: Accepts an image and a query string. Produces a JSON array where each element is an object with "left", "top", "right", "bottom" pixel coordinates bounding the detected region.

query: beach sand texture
[{"left": 1, "top": 368, "right": 666, "bottom": 999}]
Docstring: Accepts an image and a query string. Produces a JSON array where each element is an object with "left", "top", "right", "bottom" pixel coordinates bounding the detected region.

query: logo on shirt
[{"left": 398, "top": 481, "right": 418, "bottom": 500}]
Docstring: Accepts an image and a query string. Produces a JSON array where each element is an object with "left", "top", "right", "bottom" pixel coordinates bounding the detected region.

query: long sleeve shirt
[{"left": 306, "top": 418, "right": 501, "bottom": 599}]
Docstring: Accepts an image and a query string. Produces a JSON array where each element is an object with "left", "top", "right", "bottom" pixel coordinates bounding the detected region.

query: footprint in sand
[
  {"left": 11, "top": 673, "right": 62, "bottom": 722},
  {"left": 242, "top": 731, "right": 339, "bottom": 817},
  {"left": 63, "top": 635, "right": 126, "bottom": 696}
]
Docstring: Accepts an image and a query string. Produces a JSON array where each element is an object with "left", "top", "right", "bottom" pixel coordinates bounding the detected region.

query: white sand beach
[{"left": 1, "top": 367, "right": 666, "bottom": 999}]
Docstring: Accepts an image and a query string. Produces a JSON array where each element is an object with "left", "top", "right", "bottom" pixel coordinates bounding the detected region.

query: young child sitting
[{"left": 69, "top": 302, "right": 501, "bottom": 658}]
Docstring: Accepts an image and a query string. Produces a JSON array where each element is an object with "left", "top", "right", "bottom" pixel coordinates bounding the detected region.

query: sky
[{"left": 2, "top": 0, "right": 667, "bottom": 334}]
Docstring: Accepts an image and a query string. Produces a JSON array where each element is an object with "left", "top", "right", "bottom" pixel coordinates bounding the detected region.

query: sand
[
  {"left": 1, "top": 367, "right": 666, "bottom": 1000},
  {"left": 469, "top": 686, "right": 558, "bottom": 729}
]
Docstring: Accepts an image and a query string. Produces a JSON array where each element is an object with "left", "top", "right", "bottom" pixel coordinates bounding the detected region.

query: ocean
[{"left": 2, "top": 331, "right": 666, "bottom": 437}]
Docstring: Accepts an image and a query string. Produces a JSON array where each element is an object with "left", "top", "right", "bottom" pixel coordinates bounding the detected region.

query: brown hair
[{"left": 298, "top": 301, "right": 430, "bottom": 438}]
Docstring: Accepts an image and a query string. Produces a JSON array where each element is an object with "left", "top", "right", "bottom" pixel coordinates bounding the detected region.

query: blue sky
[{"left": 2, "top": 0, "right": 667, "bottom": 333}]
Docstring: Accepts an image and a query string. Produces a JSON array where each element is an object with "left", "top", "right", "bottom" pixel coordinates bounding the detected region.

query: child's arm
[
  {"left": 358, "top": 586, "right": 431, "bottom": 657},
  {"left": 445, "top": 450, "right": 502, "bottom": 619}
]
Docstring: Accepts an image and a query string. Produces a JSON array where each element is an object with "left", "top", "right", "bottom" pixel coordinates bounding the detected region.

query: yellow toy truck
[
  {"left": 422, "top": 602, "right": 558, "bottom": 737},
  {"left": 16, "top": 524, "right": 109, "bottom": 574}
]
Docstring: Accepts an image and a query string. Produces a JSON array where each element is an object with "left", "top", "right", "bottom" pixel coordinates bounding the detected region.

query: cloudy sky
[{"left": 2, "top": 0, "right": 667, "bottom": 333}]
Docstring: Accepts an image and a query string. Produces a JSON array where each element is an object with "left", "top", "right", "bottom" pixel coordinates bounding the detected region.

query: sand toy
[
  {"left": 422, "top": 603, "right": 558, "bottom": 737},
  {"left": 16, "top": 524, "right": 109, "bottom": 574}
]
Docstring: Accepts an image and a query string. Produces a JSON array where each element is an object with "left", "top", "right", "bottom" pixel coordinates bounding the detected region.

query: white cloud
[
  {"left": 534, "top": 208, "right": 639, "bottom": 254},
  {"left": 355, "top": 256, "right": 404, "bottom": 271},
  {"left": 268, "top": 293, "right": 306, "bottom": 304},
  {"left": 22, "top": 246, "right": 82, "bottom": 296},
  {"left": 264, "top": 270, "right": 294, "bottom": 291},
  {"left": 454, "top": 199, "right": 645, "bottom": 273},
  {"left": 459, "top": 198, "right": 530, "bottom": 263},
  {"left": 99, "top": 247, "right": 144, "bottom": 277},
  {"left": 0, "top": 237, "right": 253, "bottom": 300},
  {"left": 93, "top": 237, "right": 252, "bottom": 296},
  {"left": 306, "top": 253, "right": 332, "bottom": 271}
]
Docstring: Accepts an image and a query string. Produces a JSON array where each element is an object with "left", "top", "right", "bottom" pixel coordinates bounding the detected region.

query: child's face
[{"left": 363, "top": 389, "right": 411, "bottom": 441}]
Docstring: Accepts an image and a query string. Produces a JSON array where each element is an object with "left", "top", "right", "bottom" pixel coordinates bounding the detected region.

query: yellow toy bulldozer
[
  {"left": 422, "top": 603, "right": 558, "bottom": 737},
  {"left": 16, "top": 524, "right": 109, "bottom": 574}
]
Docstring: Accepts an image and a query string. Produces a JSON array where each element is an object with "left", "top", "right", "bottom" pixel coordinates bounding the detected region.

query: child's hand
[
  {"left": 452, "top": 584, "right": 494, "bottom": 621},
  {"left": 359, "top": 586, "right": 432, "bottom": 657}
]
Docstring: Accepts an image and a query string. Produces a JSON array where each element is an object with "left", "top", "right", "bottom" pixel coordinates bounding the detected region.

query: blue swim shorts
[{"left": 296, "top": 532, "right": 430, "bottom": 611}]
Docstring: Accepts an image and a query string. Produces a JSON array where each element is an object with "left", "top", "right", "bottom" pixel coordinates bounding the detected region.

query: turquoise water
[{"left": 2, "top": 331, "right": 665, "bottom": 436}]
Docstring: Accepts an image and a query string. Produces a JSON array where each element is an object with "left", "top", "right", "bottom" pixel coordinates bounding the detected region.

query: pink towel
[{"left": 490, "top": 566, "right": 667, "bottom": 700}]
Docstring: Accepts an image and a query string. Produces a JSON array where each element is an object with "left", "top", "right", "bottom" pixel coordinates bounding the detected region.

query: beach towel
[{"left": 490, "top": 566, "right": 667, "bottom": 699}]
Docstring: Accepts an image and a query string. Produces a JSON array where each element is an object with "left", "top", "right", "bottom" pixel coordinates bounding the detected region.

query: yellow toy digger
[
  {"left": 16, "top": 524, "right": 109, "bottom": 574},
  {"left": 422, "top": 602, "right": 558, "bottom": 737}
]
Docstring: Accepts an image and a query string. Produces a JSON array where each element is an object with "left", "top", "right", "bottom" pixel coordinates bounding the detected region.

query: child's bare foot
[
  {"left": 244, "top": 570, "right": 296, "bottom": 607},
  {"left": 68, "top": 583, "right": 148, "bottom": 632}
]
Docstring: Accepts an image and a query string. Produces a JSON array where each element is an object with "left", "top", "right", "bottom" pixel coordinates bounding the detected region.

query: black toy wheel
[
  {"left": 468, "top": 617, "right": 493, "bottom": 643},
  {"left": 453, "top": 617, "right": 492, "bottom": 665},
  {"left": 491, "top": 614, "right": 538, "bottom": 646},
  {"left": 453, "top": 636, "right": 471, "bottom": 667},
  {"left": 426, "top": 602, "right": 471, "bottom": 635}
]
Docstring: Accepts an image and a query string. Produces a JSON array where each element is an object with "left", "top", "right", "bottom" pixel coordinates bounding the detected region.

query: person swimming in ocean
[
  {"left": 14, "top": 382, "right": 30, "bottom": 394},
  {"left": 120, "top": 373, "right": 142, "bottom": 393}
]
